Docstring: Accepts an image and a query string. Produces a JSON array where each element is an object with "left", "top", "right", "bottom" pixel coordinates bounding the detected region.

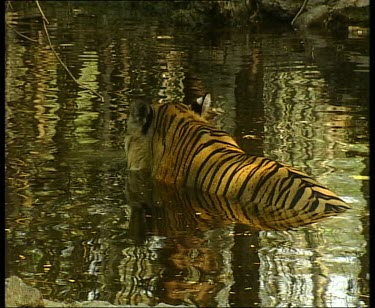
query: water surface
[{"left": 6, "top": 3, "right": 369, "bottom": 307}]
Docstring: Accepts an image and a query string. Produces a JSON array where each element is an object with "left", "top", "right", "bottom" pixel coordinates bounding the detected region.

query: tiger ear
[
  {"left": 135, "top": 103, "right": 151, "bottom": 125},
  {"left": 129, "top": 101, "right": 153, "bottom": 134},
  {"left": 194, "top": 93, "right": 211, "bottom": 118}
]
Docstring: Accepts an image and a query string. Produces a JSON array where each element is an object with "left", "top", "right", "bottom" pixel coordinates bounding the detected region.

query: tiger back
[{"left": 125, "top": 99, "right": 350, "bottom": 216}]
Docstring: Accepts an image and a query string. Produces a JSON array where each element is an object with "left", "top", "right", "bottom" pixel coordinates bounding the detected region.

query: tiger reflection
[
  {"left": 169, "top": 237, "right": 221, "bottom": 273},
  {"left": 147, "top": 183, "right": 345, "bottom": 232},
  {"left": 118, "top": 173, "right": 344, "bottom": 307},
  {"left": 156, "top": 235, "right": 225, "bottom": 307}
]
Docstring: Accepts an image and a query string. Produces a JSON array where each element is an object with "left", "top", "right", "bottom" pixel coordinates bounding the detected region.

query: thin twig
[
  {"left": 6, "top": 1, "right": 13, "bottom": 10},
  {"left": 41, "top": 22, "right": 77, "bottom": 83},
  {"left": 36, "top": 1, "right": 104, "bottom": 102},
  {"left": 7, "top": 23, "right": 39, "bottom": 43},
  {"left": 35, "top": 0, "right": 49, "bottom": 24},
  {"left": 6, "top": 0, "right": 37, "bottom": 42},
  {"left": 291, "top": 0, "right": 309, "bottom": 26}
]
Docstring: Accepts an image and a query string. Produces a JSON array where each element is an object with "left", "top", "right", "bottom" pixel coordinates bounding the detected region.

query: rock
[
  {"left": 70, "top": 301, "right": 118, "bottom": 307},
  {"left": 334, "top": 0, "right": 369, "bottom": 9},
  {"left": 293, "top": 5, "right": 329, "bottom": 29},
  {"left": 258, "top": 0, "right": 369, "bottom": 28},
  {"left": 332, "top": 0, "right": 369, "bottom": 25},
  {"left": 5, "top": 276, "right": 196, "bottom": 307},
  {"left": 6, "top": 276, "right": 45, "bottom": 307},
  {"left": 258, "top": 0, "right": 303, "bottom": 20},
  {"left": 42, "top": 300, "right": 67, "bottom": 307}
]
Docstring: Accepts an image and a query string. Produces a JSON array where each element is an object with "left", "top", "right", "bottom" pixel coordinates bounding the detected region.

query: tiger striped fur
[{"left": 125, "top": 98, "right": 350, "bottom": 216}]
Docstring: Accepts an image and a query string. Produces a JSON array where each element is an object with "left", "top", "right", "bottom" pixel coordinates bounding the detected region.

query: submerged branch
[
  {"left": 6, "top": 1, "right": 37, "bottom": 42},
  {"left": 6, "top": 1, "right": 13, "bottom": 10},
  {"left": 7, "top": 23, "right": 38, "bottom": 43},
  {"left": 35, "top": 1, "right": 104, "bottom": 102},
  {"left": 35, "top": 0, "right": 49, "bottom": 24}
]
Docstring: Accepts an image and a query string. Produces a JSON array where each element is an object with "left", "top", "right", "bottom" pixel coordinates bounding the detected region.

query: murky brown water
[{"left": 6, "top": 2, "right": 369, "bottom": 307}]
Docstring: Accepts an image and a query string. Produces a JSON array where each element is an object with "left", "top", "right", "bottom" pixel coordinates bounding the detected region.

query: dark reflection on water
[{"left": 6, "top": 2, "right": 368, "bottom": 307}]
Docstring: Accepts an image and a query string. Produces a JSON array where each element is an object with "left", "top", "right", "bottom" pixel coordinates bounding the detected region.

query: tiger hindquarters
[
  {"left": 230, "top": 157, "right": 351, "bottom": 216},
  {"left": 149, "top": 140, "right": 350, "bottom": 217}
]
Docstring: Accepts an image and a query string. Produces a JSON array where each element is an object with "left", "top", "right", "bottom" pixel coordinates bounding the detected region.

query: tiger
[{"left": 124, "top": 94, "right": 350, "bottom": 217}]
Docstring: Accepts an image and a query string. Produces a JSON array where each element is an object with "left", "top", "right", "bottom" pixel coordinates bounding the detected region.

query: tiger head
[{"left": 125, "top": 94, "right": 213, "bottom": 172}]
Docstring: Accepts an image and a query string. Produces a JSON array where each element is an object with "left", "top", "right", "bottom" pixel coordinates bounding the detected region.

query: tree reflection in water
[{"left": 5, "top": 2, "right": 368, "bottom": 307}]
